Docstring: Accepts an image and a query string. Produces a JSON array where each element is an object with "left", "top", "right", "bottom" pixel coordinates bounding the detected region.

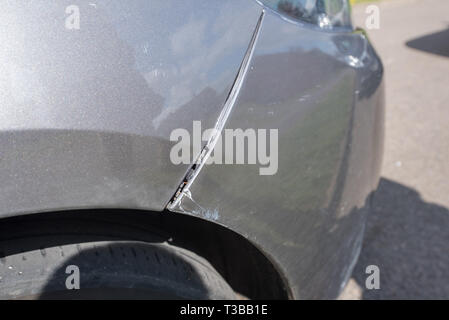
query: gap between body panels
[{"left": 166, "top": 10, "right": 265, "bottom": 212}]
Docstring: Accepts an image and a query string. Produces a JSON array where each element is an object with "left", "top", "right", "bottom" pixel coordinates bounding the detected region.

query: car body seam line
[{"left": 166, "top": 10, "right": 265, "bottom": 211}]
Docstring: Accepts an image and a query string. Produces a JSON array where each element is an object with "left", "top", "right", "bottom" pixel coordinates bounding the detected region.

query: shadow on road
[
  {"left": 352, "top": 178, "right": 449, "bottom": 299},
  {"left": 406, "top": 28, "right": 449, "bottom": 57}
]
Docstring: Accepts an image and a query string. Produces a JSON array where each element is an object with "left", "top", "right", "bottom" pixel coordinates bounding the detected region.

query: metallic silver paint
[
  {"left": 0, "top": 1, "right": 384, "bottom": 299},
  {"left": 168, "top": 12, "right": 384, "bottom": 299},
  {"left": 0, "top": 0, "right": 261, "bottom": 217}
]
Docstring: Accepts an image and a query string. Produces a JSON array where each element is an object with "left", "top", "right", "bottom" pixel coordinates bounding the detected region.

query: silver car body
[{"left": 0, "top": 1, "right": 384, "bottom": 299}]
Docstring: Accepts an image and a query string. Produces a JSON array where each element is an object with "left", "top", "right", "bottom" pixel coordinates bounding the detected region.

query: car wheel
[{"left": 0, "top": 234, "right": 236, "bottom": 299}]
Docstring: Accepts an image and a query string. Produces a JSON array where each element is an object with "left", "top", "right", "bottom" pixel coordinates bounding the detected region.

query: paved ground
[{"left": 340, "top": 0, "right": 449, "bottom": 299}]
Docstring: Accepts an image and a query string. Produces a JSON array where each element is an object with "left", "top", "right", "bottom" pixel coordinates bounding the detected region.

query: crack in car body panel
[{"left": 167, "top": 11, "right": 265, "bottom": 212}]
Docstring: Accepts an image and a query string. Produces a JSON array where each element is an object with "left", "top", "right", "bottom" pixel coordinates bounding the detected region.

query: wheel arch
[{"left": 0, "top": 209, "right": 290, "bottom": 299}]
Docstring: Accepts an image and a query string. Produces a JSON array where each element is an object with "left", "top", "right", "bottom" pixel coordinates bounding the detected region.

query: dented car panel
[
  {"left": 0, "top": 1, "right": 384, "bottom": 299},
  {"left": 168, "top": 12, "right": 384, "bottom": 299}
]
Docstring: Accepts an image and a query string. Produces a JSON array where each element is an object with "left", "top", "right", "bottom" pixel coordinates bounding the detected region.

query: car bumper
[{"left": 168, "top": 11, "right": 385, "bottom": 299}]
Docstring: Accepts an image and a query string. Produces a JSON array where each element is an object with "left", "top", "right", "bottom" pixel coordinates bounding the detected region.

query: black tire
[{"left": 0, "top": 225, "right": 236, "bottom": 300}]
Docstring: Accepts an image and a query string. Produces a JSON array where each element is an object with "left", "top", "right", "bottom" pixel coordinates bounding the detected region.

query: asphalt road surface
[{"left": 339, "top": 0, "right": 449, "bottom": 299}]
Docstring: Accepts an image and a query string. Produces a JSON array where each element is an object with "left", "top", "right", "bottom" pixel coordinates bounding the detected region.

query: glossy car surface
[{"left": 0, "top": 0, "right": 384, "bottom": 299}]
